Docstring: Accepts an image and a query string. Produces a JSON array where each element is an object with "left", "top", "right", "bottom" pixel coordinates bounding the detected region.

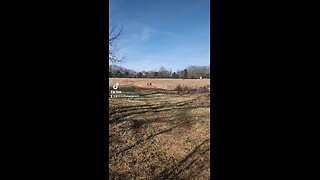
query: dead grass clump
[
  {"left": 174, "top": 85, "right": 210, "bottom": 93},
  {"left": 197, "top": 85, "right": 210, "bottom": 93}
]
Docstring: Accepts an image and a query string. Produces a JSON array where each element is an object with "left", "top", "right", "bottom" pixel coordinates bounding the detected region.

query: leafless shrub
[
  {"left": 174, "top": 85, "right": 183, "bottom": 92},
  {"left": 174, "top": 85, "right": 209, "bottom": 93}
]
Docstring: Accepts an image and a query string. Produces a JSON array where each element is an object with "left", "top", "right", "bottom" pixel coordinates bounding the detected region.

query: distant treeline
[{"left": 109, "top": 65, "right": 210, "bottom": 79}]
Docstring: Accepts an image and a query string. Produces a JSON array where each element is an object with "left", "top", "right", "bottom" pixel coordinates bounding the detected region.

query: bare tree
[
  {"left": 159, "top": 66, "right": 171, "bottom": 78},
  {"left": 109, "top": 24, "right": 125, "bottom": 63},
  {"left": 186, "top": 66, "right": 210, "bottom": 79}
]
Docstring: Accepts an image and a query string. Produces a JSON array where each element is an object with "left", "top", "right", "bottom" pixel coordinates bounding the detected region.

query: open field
[
  {"left": 109, "top": 78, "right": 210, "bottom": 179},
  {"left": 109, "top": 78, "right": 210, "bottom": 90}
]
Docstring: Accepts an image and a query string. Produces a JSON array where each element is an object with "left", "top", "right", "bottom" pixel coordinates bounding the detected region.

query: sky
[{"left": 109, "top": 0, "right": 210, "bottom": 72}]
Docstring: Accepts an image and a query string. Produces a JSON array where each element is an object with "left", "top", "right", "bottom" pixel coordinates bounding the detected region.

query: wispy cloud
[
  {"left": 121, "top": 21, "right": 184, "bottom": 44},
  {"left": 117, "top": 21, "right": 187, "bottom": 58},
  {"left": 110, "top": 0, "right": 210, "bottom": 72}
]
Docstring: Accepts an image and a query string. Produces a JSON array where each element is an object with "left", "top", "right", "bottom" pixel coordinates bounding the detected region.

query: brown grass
[
  {"left": 109, "top": 87, "right": 210, "bottom": 179},
  {"left": 109, "top": 78, "right": 210, "bottom": 90}
]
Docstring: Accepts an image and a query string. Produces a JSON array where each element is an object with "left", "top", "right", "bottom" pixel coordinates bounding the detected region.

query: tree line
[{"left": 109, "top": 65, "right": 210, "bottom": 79}]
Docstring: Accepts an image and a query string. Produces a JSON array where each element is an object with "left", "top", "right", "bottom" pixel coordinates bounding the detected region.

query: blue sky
[{"left": 109, "top": 0, "right": 210, "bottom": 72}]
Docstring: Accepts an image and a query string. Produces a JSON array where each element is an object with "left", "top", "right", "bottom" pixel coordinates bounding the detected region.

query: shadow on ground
[{"left": 109, "top": 88, "right": 210, "bottom": 179}]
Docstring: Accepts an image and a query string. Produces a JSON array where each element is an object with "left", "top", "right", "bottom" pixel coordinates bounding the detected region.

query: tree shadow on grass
[
  {"left": 109, "top": 96, "right": 209, "bottom": 158},
  {"left": 109, "top": 171, "right": 130, "bottom": 180},
  {"left": 109, "top": 97, "right": 199, "bottom": 115},
  {"left": 109, "top": 92, "right": 210, "bottom": 179},
  {"left": 109, "top": 104, "right": 210, "bottom": 127},
  {"left": 155, "top": 138, "right": 210, "bottom": 180},
  {"left": 109, "top": 118, "right": 192, "bottom": 160},
  {"left": 109, "top": 96, "right": 208, "bottom": 126}
]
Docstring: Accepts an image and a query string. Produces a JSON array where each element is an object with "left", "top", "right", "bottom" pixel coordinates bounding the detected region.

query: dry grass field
[
  {"left": 109, "top": 78, "right": 210, "bottom": 179},
  {"left": 109, "top": 78, "right": 210, "bottom": 90}
]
